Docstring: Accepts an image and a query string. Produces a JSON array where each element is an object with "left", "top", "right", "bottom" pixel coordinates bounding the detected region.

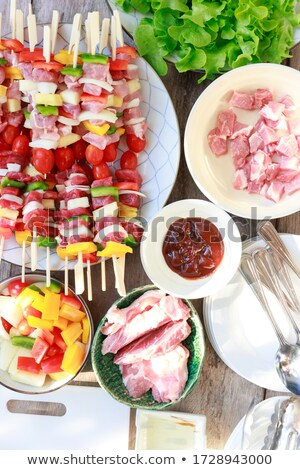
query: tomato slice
[
  {"left": 116, "top": 46, "right": 137, "bottom": 59},
  {"left": 114, "top": 181, "right": 139, "bottom": 191},
  {"left": 32, "top": 61, "right": 63, "bottom": 71},
  {"left": 82, "top": 253, "right": 98, "bottom": 264},
  {"left": 17, "top": 357, "right": 41, "bottom": 374},
  {"left": 109, "top": 59, "right": 128, "bottom": 71},
  {"left": 80, "top": 93, "right": 108, "bottom": 104},
  {"left": 0, "top": 39, "right": 24, "bottom": 52},
  {"left": 1, "top": 317, "right": 12, "bottom": 334},
  {"left": 19, "top": 48, "right": 53, "bottom": 62}
]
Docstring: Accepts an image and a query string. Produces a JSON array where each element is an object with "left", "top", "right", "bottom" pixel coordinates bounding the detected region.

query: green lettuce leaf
[{"left": 133, "top": 20, "right": 168, "bottom": 75}]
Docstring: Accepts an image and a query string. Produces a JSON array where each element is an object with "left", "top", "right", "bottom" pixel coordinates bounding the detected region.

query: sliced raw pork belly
[
  {"left": 101, "top": 296, "right": 190, "bottom": 354},
  {"left": 114, "top": 319, "right": 191, "bottom": 365},
  {"left": 120, "top": 363, "right": 152, "bottom": 398}
]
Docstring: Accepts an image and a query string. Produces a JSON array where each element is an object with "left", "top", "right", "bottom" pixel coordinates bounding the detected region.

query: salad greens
[{"left": 116, "top": 0, "right": 300, "bottom": 82}]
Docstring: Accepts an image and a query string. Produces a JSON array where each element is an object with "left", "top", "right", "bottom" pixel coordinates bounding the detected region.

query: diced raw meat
[
  {"left": 82, "top": 82, "right": 102, "bottom": 96},
  {"left": 250, "top": 150, "right": 271, "bottom": 183},
  {"left": 279, "top": 156, "right": 299, "bottom": 170},
  {"left": 83, "top": 63, "right": 110, "bottom": 81},
  {"left": 30, "top": 110, "right": 57, "bottom": 131},
  {"left": 113, "top": 81, "right": 129, "bottom": 98},
  {"left": 101, "top": 296, "right": 190, "bottom": 354},
  {"left": 114, "top": 319, "right": 191, "bottom": 365},
  {"left": 7, "top": 81, "right": 21, "bottom": 100},
  {"left": 83, "top": 131, "right": 120, "bottom": 150},
  {"left": 266, "top": 180, "right": 284, "bottom": 202},
  {"left": 125, "top": 121, "right": 147, "bottom": 139},
  {"left": 81, "top": 101, "right": 106, "bottom": 113},
  {"left": 257, "top": 122, "right": 279, "bottom": 145},
  {"left": 92, "top": 195, "right": 116, "bottom": 210},
  {"left": 260, "top": 183, "right": 269, "bottom": 198},
  {"left": 63, "top": 104, "right": 81, "bottom": 119},
  {"left": 264, "top": 117, "right": 289, "bottom": 132},
  {"left": 0, "top": 67, "right": 5, "bottom": 84},
  {"left": 101, "top": 290, "right": 166, "bottom": 336},
  {"left": 231, "top": 135, "right": 250, "bottom": 168},
  {"left": 276, "top": 135, "right": 298, "bottom": 158},
  {"left": 260, "top": 101, "right": 285, "bottom": 121},
  {"left": 288, "top": 119, "right": 300, "bottom": 136},
  {"left": 32, "top": 68, "right": 59, "bottom": 83},
  {"left": 249, "top": 132, "right": 264, "bottom": 153},
  {"left": 284, "top": 174, "right": 300, "bottom": 194},
  {"left": 247, "top": 181, "right": 263, "bottom": 194},
  {"left": 280, "top": 95, "right": 296, "bottom": 116},
  {"left": 120, "top": 363, "right": 152, "bottom": 398},
  {"left": 229, "top": 91, "right": 254, "bottom": 110},
  {"left": 254, "top": 88, "right": 273, "bottom": 109},
  {"left": 124, "top": 107, "right": 142, "bottom": 122},
  {"left": 208, "top": 128, "right": 227, "bottom": 156},
  {"left": 120, "top": 221, "right": 144, "bottom": 242},
  {"left": 24, "top": 191, "right": 43, "bottom": 205},
  {"left": 92, "top": 177, "right": 113, "bottom": 188},
  {"left": 230, "top": 122, "right": 253, "bottom": 140},
  {"left": 233, "top": 169, "right": 248, "bottom": 190},
  {"left": 6, "top": 111, "right": 23, "bottom": 127},
  {"left": 277, "top": 169, "right": 300, "bottom": 183},
  {"left": 119, "top": 194, "right": 140, "bottom": 208},
  {"left": 266, "top": 163, "right": 280, "bottom": 181},
  {"left": 217, "top": 110, "right": 236, "bottom": 137},
  {"left": 64, "top": 75, "right": 81, "bottom": 90},
  {"left": 115, "top": 169, "right": 142, "bottom": 187}
]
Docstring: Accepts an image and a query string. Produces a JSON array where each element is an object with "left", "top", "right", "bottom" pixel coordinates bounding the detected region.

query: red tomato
[
  {"left": 71, "top": 139, "right": 87, "bottom": 161},
  {"left": 54, "top": 147, "right": 75, "bottom": 170},
  {"left": 8, "top": 279, "right": 29, "bottom": 297},
  {"left": 103, "top": 143, "right": 117, "bottom": 162},
  {"left": 12, "top": 135, "right": 30, "bottom": 156},
  {"left": 126, "top": 135, "right": 146, "bottom": 153},
  {"left": 85, "top": 144, "right": 104, "bottom": 165},
  {"left": 2, "top": 125, "right": 20, "bottom": 145},
  {"left": 19, "top": 48, "right": 48, "bottom": 62},
  {"left": 32, "top": 148, "right": 55, "bottom": 174},
  {"left": 0, "top": 39, "right": 24, "bottom": 52},
  {"left": 120, "top": 151, "right": 138, "bottom": 170},
  {"left": 32, "top": 61, "right": 63, "bottom": 71},
  {"left": 23, "top": 306, "right": 42, "bottom": 319},
  {"left": 77, "top": 161, "right": 94, "bottom": 185},
  {"left": 1, "top": 317, "right": 12, "bottom": 334},
  {"left": 0, "top": 137, "right": 11, "bottom": 151},
  {"left": 18, "top": 318, "right": 34, "bottom": 336},
  {"left": 17, "top": 357, "right": 40, "bottom": 374},
  {"left": 92, "top": 162, "right": 111, "bottom": 180},
  {"left": 116, "top": 46, "right": 137, "bottom": 59},
  {"left": 82, "top": 253, "right": 98, "bottom": 264},
  {"left": 109, "top": 59, "right": 128, "bottom": 71}
]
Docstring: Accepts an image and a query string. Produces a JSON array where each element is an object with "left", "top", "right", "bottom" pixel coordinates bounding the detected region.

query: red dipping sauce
[{"left": 162, "top": 218, "right": 224, "bottom": 280}]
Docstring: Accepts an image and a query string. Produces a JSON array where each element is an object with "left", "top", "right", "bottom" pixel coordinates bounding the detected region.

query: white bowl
[
  {"left": 0, "top": 274, "right": 93, "bottom": 394},
  {"left": 140, "top": 199, "right": 241, "bottom": 299},
  {"left": 184, "top": 63, "right": 300, "bottom": 220}
]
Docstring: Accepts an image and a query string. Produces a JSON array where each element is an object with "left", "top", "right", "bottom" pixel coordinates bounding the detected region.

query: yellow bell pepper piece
[
  {"left": 0, "top": 85, "right": 7, "bottom": 97},
  {"left": 61, "top": 322, "right": 83, "bottom": 346},
  {"left": 54, "top": 50, "right": 83, "bottom": 65},
  {"left": 65, "top": 242, "right": 97, "bottom": 256},
  {"left": 0, "top": 44, "right": 6, "bottom": 50},
  {"left": 49, "top": 371, "right": 71, "bottom": 381},
  {"left": 53, "top": 316, "right": 69, "bottom": 330},
  {"left": 42, "top": 291, "right": 60, "bottom": 321},
  {"left": 117, "top": 127, "right": 125, "bottom": 136},
  {"left": 27, "top": 315, "right": 53, "bottom": 331},
  {"left": 56, "top": 246, "right": 76, "bottom": 261},
  {"left": 0, "top": 208, "right": 19, "bottom": 220},
  {"left": 83, "top": 121, "right": 110, "bottom": 136},
  {"left": 15, "top": 230, "right": 31, "bottom": 246},
  {"left": 61, "top": 343, "right": 85, "bottom": 375},
  {"left": 35, "top": 93, "right": 63, "bottom": 107},
  {"left": 31, "top": 294, "right": 45, "bottom": 313},
  {"left": 106, "top": 95, "right": 123, "bottom": 108},
  {"left": 5, "top": 67, "right": 23, "bottom": 80},
  {"left": 118, "top": 202, "right": 138, "bottom": 219},
  {"left": 97, "top": 241, "right": 133, "bottom": 258},
  {"left": 82, "top": 317, "right": 90, "bottom": 344},
  {"left": 59, "top": 303, "right": 86, "bottom": 322},
  {"left": 15, "top": 288, "right": 40, "bottom": 309}
]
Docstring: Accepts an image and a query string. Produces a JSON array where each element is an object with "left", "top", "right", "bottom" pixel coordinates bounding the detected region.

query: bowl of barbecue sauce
[{"left": 141, "top": 199, "right": 241, "bottom": 299}]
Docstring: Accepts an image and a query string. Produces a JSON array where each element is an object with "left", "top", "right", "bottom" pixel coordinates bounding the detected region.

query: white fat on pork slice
[
  {"left": 79, "top": 78, "right": 113, "bottom": 92},
  {"left": 93, "top": 224, "right": 128, "bottom": 244},
  {"left": 19, "top": 80, "right": 38, "bottom": 92},
  {"left": 1, "top": 194, "right": 23, "bottom": 205},
  {"left": 93, "top": 201, "right": 119, "bottom": 221},
  {"left": 119, "top": 190, "right": 146, "bottom": 198},
  {"left": 23, "top": 119, "right": 32, "bottom": 129},
  {"left": 29, "top": 139, "right": 58, "bottom": 150},
  {"left": 65, "top": 185, "right": 90, "bottom": 193},
  {"left": 60, "top": 225, "right": 93, "bottom": 238},
  {"left": 37, "top": 82, "right": 57, "bottom": 94},
  {"left": 23, "top": 201, "right": 44, "bottom": 216},
  {"left": 67, "top": 197, "right": 90, "bottom": 210},
  {"left": 124, "top": 117, "right": 145, "bottom": 126},
  {"left": 124, "top": 98, "right": 140, "bottom": 110},
  {"left": 69, "top": 173, "right": 86, "bottom": 179},
  {"left": 7, "top": 163, "right": 21, "bottom": 172},
  {"left": 78, "top": 110, "right": 117, "bottom": 123},
  {"left": 60, "top": 200, "right": 66, "bottom": 209},
  {"left": 57, "top": 115, "right": 80, "bottom": 126}
]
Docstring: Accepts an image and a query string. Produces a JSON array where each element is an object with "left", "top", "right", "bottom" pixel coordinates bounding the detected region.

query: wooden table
[{"left": 1, "top": 0, "right": 297, "bottom": 450}]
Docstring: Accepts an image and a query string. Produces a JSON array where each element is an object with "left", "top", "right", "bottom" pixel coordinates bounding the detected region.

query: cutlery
[
  {"left": 240, "top": 253, "right": 300, "bottom": 395},
  {"left": 241, "top": 398, "right": 256, "bottom": 449},
  {"left": 263, "top": 397, "right": 300, "bottom": 449}
]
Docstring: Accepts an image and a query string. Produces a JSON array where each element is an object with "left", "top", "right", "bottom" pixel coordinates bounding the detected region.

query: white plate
[
  {"left": 2, "top": 24, "right": 180, "bottom": 271},
  {"left": 140, "top": 199, "right": 242, "bottom": 299},
  {"left": 225, "top": 396, "right": 287, "bottom": 450},
  {"left": 203, "top": 234, "right": 300, "bottom": 392},
  {"left": 184, "top": 64, "right": 300, "bottom": 220}
]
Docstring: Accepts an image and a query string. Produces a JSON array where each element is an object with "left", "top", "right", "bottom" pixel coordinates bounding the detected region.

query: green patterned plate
[{"left": 91, "top": 285, "right": 205, "bottom": 409}]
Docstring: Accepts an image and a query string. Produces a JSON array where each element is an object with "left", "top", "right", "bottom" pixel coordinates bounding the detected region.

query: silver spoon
[{"left": 240, "top": 253, "right": 300, "bottom": 396}]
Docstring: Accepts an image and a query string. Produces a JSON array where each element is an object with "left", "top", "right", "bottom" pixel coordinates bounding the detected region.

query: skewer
[
  {"left": 27, "top": 3, "right": 37, "bottom": 52},
  {"left": 86, "top": 259, "right": 92, "bottom": 301},
  {"left": 64, "top": 256, "right": 68, "bottom": 295},
  {"left": 99, "top": 18, "right": 110, "bottom": 53},
  {"left": 110, "top": 15, "right": 117, "bottom": 61},
  {"left": 112, "top": 256, "right": 126, "bottom": 297},
  {"left": 0, "top": 13, "right": 2, "bottom": 41},
  {"left": 43, "top": 25, "right": 51, "bottom": 63},
  {"left": 0, "top": 236, "right": 5, "bottom": 265},
  {"left": 46, "top": 245, "right": 51, "bottom": 287},
  {"left": 113, "top": 10, "right": 124, "bottom": 47},
  {"left": 21, "top": 240, "right": 26, "bottom": 283},
  {"left": 31, "top": 226, "right": 37, "bottom": 271},
  {"left": 84, "top": 19, "right": 91, "bottom": 54},
  {"left": 51, "top": 10, "right": 60, "bottom": 54},
  {"left": 10, "top": 0, "right": 16, "bottom": 39},
  {"left": 68, "top": 13, "right": 82, "bottom": 54},
  {"left": 15, "top": 9, "right": 24, "bottom": 45},
  {"left": 74, "top": 251, "right": 84, "bottom": 295},
  {"left": 90, "top": 11, "right": 100, "bottom": 56},
  {"left": 101, "top": 258, "right": 106, "bottom": 291},
  {"left": 72, "top": 29, "right": 80, "bottom": 69}
]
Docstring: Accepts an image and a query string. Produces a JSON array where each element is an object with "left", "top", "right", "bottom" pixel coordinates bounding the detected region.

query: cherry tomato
[
  {"left": 18, "top": 318, "right": 34, "bottom": 336},
  {"left": 103, "top": 143, "right": 117, "bottom": 162},
  {"left": 92, "top": 162, "right": 111, "bottom": 180},
  {"left": 54, "top": 147, "right": 75, "bottom": 170},
  {"left": 0, "top": 137, "right": 11, "bottom": 151},
  {"left": 8, "top": 279, "right": 29, "bottom": 297},
  {"left": 126, "top": 134, "right": 146, "bottom": 153},
  {"left": 71, "top": 139, "right": 87, "bottom": 161},
  {"left": 1, "top": 317, "right": 12, "bottom": 334},
  {"left": 12, "top": 135, "right": 30, "bottom": 156},
  {"left": 2, "top": 125, "right": 20, "bottom": 145},
  {"left": 77, "top": 161, "right": 94, "bottom": 185},
  {"left": 32, "top": 148, "right": 55, "bottom": 174},
  {"left": 85, "top": 144, "right": 104, "bottom": 165},
  {"left": 120, "top": 151, "right": 138, "bottom": 170}
]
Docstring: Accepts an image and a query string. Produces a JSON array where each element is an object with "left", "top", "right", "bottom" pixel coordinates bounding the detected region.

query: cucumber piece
[{"left": 45, "top": 279, "right": 61, "bottom": 294}]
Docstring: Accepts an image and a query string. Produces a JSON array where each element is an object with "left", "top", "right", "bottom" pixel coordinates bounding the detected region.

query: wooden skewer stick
[
  {"left": 74, "top": 251, "right": 85, "bottom": 295},
  {"left": 43, "top": 25, "right": 51, "bottom": 63},
  {"left": 27, "top": 4, "right": 37, "bottom": 52},
  {"left": 21, "top": 240, "right": 26, "bottom": 283},
  {"left": 51, "top": 10, "right": 60, "bottom": 54},
  {"left": 10, "top": 0, "right": 16, "bottom": 39},
  {"left": 112, "top": 256, "right": 126, "bottom": 297},
  {"left": 0, "top": 236, "right": 4, "bottom": 265},
  {"left": 15, "top": 9, "right": 24, "bottom": 45},
  {"left": 72, "top": 29, "right": 80, "bottom": 69},
  {"left": 46, "top": 247, "right": 51, "bottom": 287},
  {"left": 99, "top": 18, "right": 110, "bottom": 54},
  {"left": 0, "top": 13, "right": 2, "bottom": 41},
  {"left": 110, "top": 15, "right": 117, "bottom": 61},
  {"left": 90, "top": 11, "right": 100, "bottom": 56},
  {"left": 64, "top": 256, "right": 68, "bottom": 295},
  {"left": 101, "top": 258, "right": 106, "bottom": 291},
  {"left": 86, "top": 259, "right": 92, "bottom": 301},
  {"left": 113, "top": 10, "right": 124, "bottom": 47},
  {"left": 31, "top": 226, "right": 37, "bottom": 271},
  {"left": 68, "top": 13, "right": 82, "bottom": 54},
  {"left": 84, "top": 19, "right": 91, "bottom": 54}
]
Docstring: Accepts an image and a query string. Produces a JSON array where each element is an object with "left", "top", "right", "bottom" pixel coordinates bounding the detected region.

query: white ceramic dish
[
  {"left": 184, "top": 64, "right": 300, "bottom": 220},
  {"left": 0, "top": 274, "right": 93, "bottom": 394},
  {"left": 203, "top": 233, "right": 300, "bottom": 392},
  {"left": 2, "top": 24, "right": 180, "bottom": 271},
  {"left": 140, "top": 199, "right": 242, "bottom": 299},
  {"left": 224, "top": 396, "right": 287, "bottom": 450}
]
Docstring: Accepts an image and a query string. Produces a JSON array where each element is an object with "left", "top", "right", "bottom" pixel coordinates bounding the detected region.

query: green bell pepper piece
[
  {"left": 28, "top": 284, "right": 44, "bottom": 295},
  {"left": 90, "top": 186, "right": 119, "bottom": 200},
  {"left": 66, "top": 215, "right": 91, "bottom": 223},
  {"left": 80, "top": 53, "right": 108, "bottom": 64},
  {"left": 36, "top": 105, "right": 59, "bottom": 116},
  {"left": 123, "top": 234, "right": 138, "bottom": 248},
  {"left": 107, "top": 126, "right": 117, "bottom": 135},
  {"left": 26, "top": 181, "right": 49, "bottom": 192},
  {"left": 11, "top": 336, "right": 35, "bottom": 349},
  {"left": 37, "top": 237, "right": 57, "bottom": 249},
  {"left": 23, "top": 109, "right": 30, "bottom": 120},
  {"left": 60, "top": 65, "right": 83, "bottom": 77},
  {"left": 116, "top": 111, "right": 123, "bottom": 118},
  {"left": 1, "top": 177, "right": 25, "bottom": 189},
  {"left": 0, "top": 58, "right": 7, "bottom": 65},
  {"left": 96, "top": 243, "right": 104, "bottom": 251}
]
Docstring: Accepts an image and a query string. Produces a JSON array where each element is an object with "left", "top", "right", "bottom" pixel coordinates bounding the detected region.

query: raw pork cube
[
  {"left": 233, "top": 169, "right": 248, "bottom": 190},
  {"left": 264, "top": 116, "right": 289, "bottom": 132},
  {"left": 217, "top": 110, "right": 236, "bottom": 137},
  {"left": 208, "top": 128, "right": 228, "bottom": 156},
  {"left": 254, "top": 88, "right": 273, "bottom": 109},
  {"left": 277, "top": 169, "right": 300, "bottom": 183},
  {"left": 257, "top": 122, "right": 279, "bottom": 145},
  {"left": 229, "top": 91, "right": 255, "bottom": 110},
  {"left": 276, "top": 135, "right": 298, "bottom": 158},
  {"left": 288, "top": 118, "right": 300, "bottom": 136},
  {"left": 230, "top": 122, "right": 253, "bottom": 139},
  {"left": 280, "top": 95, "right": 296, "bottom": 116},
  {"left": 250, "top": 150, "right": 270, "bottom": 183},
  {"left": 249, "top": 132, "right": 264, "bottom": 153},
  {"left": 284, "top": 174, "right": 300, "bottom": 194},
  {"left": 266, "top": 180, "right": 284, "bottom": 202},
  {"left": 266, "top": 163, "right": 280, "bottom": 181},
  {"left": 279, "top": 156, "right": 299, "bottom": 170},
  {"left": 260, "top": 101, "right": 285, "bottom": 121},
  {"left": 248, "top": 181, "right": 263, "bottom": 194},
  {"left": 231, "top": 135, "right": 250, "bottom": 168}
]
